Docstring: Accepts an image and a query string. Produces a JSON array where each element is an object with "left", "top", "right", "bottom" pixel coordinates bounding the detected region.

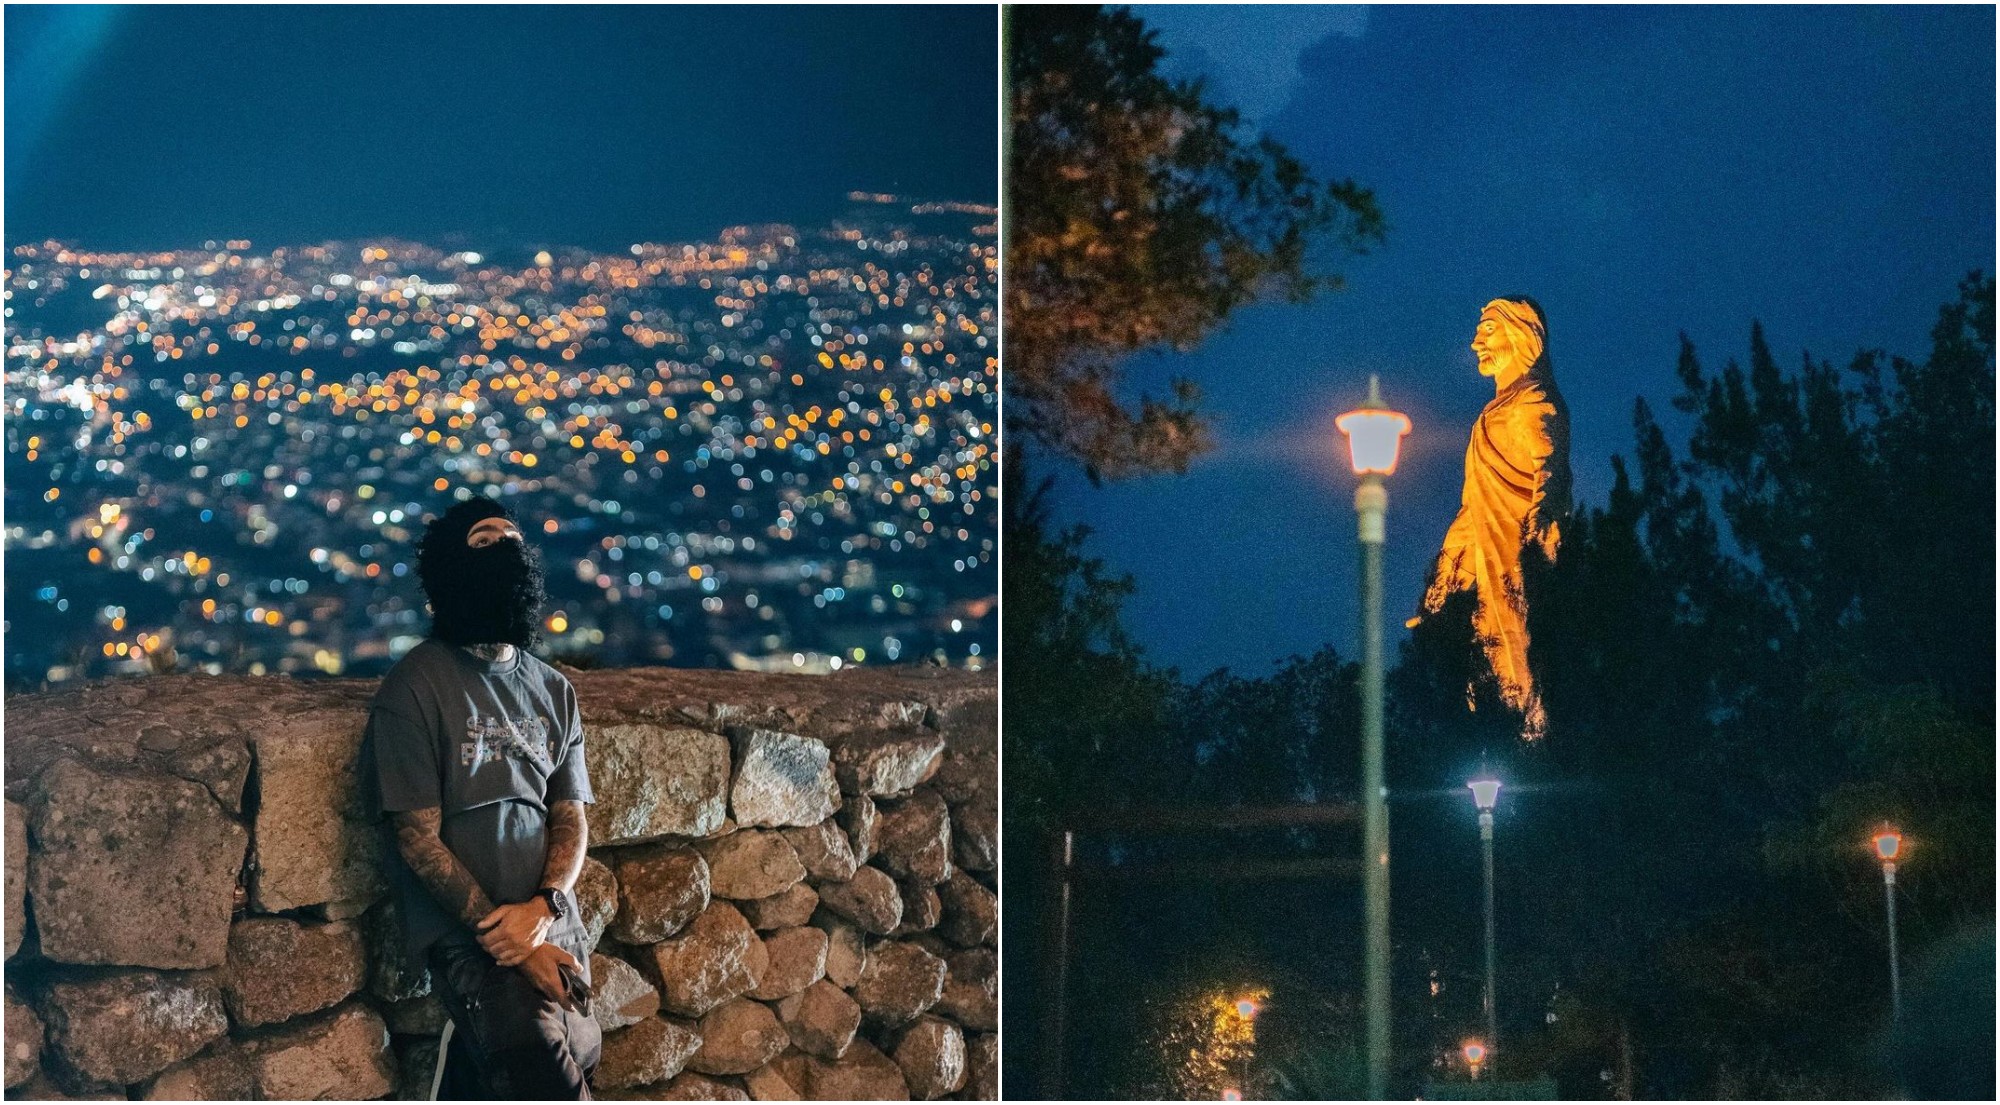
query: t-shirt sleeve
[
  {"left": 544, "top": 683, "right": 595, "bottom": 806},
  {"left": 370, "top": 701, "right": 443, "bottom": 814}
]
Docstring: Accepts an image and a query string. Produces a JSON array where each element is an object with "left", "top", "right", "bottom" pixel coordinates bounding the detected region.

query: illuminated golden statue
[{"left": 1417, "top": 296, "right": 1571, "bottom": 739}]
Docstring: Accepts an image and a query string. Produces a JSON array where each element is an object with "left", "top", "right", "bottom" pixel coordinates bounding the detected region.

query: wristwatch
[{"left": 536, "top": 887, "right": 568, "bottom": 922}]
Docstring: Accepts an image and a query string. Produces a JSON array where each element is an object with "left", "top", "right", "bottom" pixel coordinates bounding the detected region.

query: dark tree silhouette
[
  {"left": 1007, "top": 277, "right": 1994, "bottom": 1099},
  {"left": 1005, "top": 4, "right": 1383, "bottom": 480}
]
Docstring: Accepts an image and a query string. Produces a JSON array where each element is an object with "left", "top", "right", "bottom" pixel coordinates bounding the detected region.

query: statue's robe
[{"left": 1423, "top": 371, "right": 1570, "bottom": 738}]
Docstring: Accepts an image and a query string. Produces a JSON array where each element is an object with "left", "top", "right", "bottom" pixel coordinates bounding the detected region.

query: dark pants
[{"left": 427, "top": 930, "right": 601, "bottom": 1100}]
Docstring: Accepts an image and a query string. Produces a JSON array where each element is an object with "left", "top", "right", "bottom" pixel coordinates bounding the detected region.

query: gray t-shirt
[{"left": 361, "top": 638, "right": 595, "bottom": 975}]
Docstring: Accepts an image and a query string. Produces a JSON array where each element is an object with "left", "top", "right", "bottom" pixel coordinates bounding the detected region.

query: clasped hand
[
  {"left": 475, "top": 899, "right": 552, "bottom": 967},
  {"left": 518, "top": 942, "right": 584, "bottom": 1011}
]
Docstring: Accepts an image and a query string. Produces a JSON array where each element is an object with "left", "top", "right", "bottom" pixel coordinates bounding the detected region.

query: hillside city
[{"left": 2, "top": 199, "right": 998, "bottom": 689}]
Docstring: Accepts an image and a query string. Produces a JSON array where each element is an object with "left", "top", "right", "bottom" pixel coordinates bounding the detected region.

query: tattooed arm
[
  {"left": 390, "top": 808, "right": 496, "bottom": 928},
  {"left": 539, "top": 799, "right": 588, "bottom": 895},
  {"left": 472, "top": 799, "right": 587, "bottom": 966}
]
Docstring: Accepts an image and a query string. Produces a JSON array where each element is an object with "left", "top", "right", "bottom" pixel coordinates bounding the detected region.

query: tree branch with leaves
[{"left": 1006, "top": 4, "right": 1384, "bottom": 480}]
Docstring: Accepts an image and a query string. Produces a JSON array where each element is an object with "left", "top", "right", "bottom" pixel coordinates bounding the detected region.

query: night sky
[
  {"left": 1055, "top": 3, "right": 1995, "bottom": 678},
  {"left": 3, "top": 4, "right": 997, "bottom": 251}
]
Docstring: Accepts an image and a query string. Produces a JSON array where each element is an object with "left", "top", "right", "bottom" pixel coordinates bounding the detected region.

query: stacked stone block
[{"left": 2, "top": 666, "right": 996, "bottom": 1100}]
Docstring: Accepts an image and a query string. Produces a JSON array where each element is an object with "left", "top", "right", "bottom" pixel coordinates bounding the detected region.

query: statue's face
[{"left": 1471, "top": 308, "right": 1527, "bottom": 380}]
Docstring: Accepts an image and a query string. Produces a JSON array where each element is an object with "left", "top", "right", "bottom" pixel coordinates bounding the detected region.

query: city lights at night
[{"left": 4, "top": 203, "right": 997, "bottom": 686}]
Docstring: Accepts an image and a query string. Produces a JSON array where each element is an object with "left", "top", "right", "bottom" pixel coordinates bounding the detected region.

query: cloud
[{"left": 1133, "top": 4, "right": 1368, "bottom": 127}]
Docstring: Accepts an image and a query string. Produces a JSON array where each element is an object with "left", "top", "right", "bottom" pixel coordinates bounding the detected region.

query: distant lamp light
[
  {"left": 1222, "top": 1090, "right": 1243, "bottom": 1102},
  {"left": 1873, "top": 826, "right": 1902, "bottom": 862},
  {"left": 1463, "top": 1040, "right": 1488, "bottom": 1079},
  {"left": 1468, "top": 777, "right": 1502, "bottom": 811},
  {"left": 1235, "top": 998, "right": 1260, "bottom": 1020},
  {"left": 1336, "top": 375, "right": 1412, "bottom": 476}
]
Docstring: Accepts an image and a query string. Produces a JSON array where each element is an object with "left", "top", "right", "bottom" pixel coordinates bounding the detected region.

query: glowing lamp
[
  {"left": 1235, "top": 998, "right": 1260, "bottom": 1020},
  {"left": 1468, "top": 777, "right": 1502, "bottom": 811},
  {"left": 1335, "top": 375, "right": 1412, "bottom": 476},
  {"left": 1222, "top": 1090, "right": 1243, "bottom": 1102},
  {"left": 1873, "top": 826, "right": 1902, "bottom": 862},
  {"left": 1463, "top": 1040, "right": 1488, "bottom": 1073}
]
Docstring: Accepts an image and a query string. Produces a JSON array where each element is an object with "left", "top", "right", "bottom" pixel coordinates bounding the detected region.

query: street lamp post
[
  {"left": 1463, "top": 1041, "right": 1488, "bottom": 1083},
  {"left": 1468, "top": 777, "right": 1501, "bottom": 1047},
  {"left": 1337, "top": 376, "right": 1411, "bottom": 1100},
  {"left": 1873, "top": 826, "right": 1903, "bottom": 1024}
]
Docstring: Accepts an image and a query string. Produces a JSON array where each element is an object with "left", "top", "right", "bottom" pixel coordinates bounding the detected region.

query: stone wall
[{"left": 2, "top": 665, "right": 996, "bottom": 1101}]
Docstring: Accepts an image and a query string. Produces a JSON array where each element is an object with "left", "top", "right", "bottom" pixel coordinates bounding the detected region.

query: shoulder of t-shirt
[
  {"left": 518, "top": 649, "right": 577, "bottom": 697},
  {"left": 371, "top": 639, "right": 453, "bottom": 716}
]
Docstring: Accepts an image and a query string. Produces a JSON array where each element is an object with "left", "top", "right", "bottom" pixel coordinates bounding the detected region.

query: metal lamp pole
[
  {"left": 1337, "top": 377, "right": 1410, "bottom": 1101},
  {"left": 1873, "top": 827, "right": 1903, "bottom": 1024},
  {"left": 1358, "top": 469, "right": 1390, "bottom": 1100},
  {"left": 1469, "top": 778, "right": 1501, "bottom": 1047}
]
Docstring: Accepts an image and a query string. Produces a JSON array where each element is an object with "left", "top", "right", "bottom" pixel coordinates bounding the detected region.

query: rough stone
[
  {"left": 5, "top": 985, "right": 42, "bottom": 1089},
  {"left": 853, "top": 942, "right": 946, "bottom": 1028},
  {"left": 728, "top": 729, "right": 839, "bottom": 829},
  {"left": 27, "top": 760, "right": 247, "bottom": 968},
  {"left": 949, "top": 800, "right": 996, "bottom": 874},
  {"left": 960, "top": 1033, "right": 997, "bottom": 1102},
  {"left": 380, "top": 992, "right": 447, "bottom": 1036},
  {"left": 248, "top": 710, "right": 385, "bottom": 912},
  {"left": 806, "top": 1039, "right": 909, "bottom": 1099},
  {"left": 598, "top": 1015, "right": 703, "bottom": 1090},
  {"left": 765, "top": 1051, "right": 814, "bottom": 1095},
  {"left": 816, "top": 866, "right": 902, "bottom": 935},
  {"left": 689, "top": 998, "right": 788, "bottom": 1076},
  {"left": 775, "top": 980, "right": 861, "bottom": 1060},
  {"left": 738, "top": 883, "right": 818, "bottom": 931},
  {"left": 594, "top": 952, "right": 663, "bottom": 1033},
  {"left": 167, "top": 739, "right": 253, "bottom": 815},
  {"left": 586, "top": 726, "right": 731, "bottom": 846},
  {"left": 5, "top": 1070, "right": 124, "bottom": 1100},
  {"left": 37, "top": 968, "right": 228, "bottom": 1085},
  {"left": 223, "top": 917, "right": 367, "bottom": 1027},
  {"left": 392, "top": 1035, "right": 441, "bottom": 1102},
  {"left": 779, "top": 818, "right": 858, "bottom": 882},
  {"left": 648, "top": 902, "right": 766, "bottom": 1017},
  {"left": 815, "top": 915, "right": 867, "bottom": 990},
  {"left": 242, "top": 1002, "right": 395, "bottom": 1100},
  {"left": 653, "top": 1071, "right": 751, "bottom": 1100},
  {"left": 742, "top": 1059, "right": 804, "bottom": 1101},
  {"left": 893, "top": 881, "right": 942, "bottom": 936},
  {"left": 831, "top": 729, "right": 945, "bottom": 797},
  {"left": 936, "top": 873, "right": 997, "bottom": 948},
  {"left": 611, "top": 844, "right": 711, "bottom": 944},
  {"left": 314, "top": 895, "right": 375, "bottom": 922},
  {"left": 874, "top": 791, "right": 952, "bottom": 884},
  {"left": 837, "top": 794, "right": 878, "bottom": 864},
  {"left": 928, "top": 714, "right": 994, "bottom": 808},
  {"left": 695, "top": 832, "right": 805, "bottom": 902},
  {"left": 139, "top": 1038, "right": 254, "bottom": 1101},
  {"left": 360, "top": 898, "right": 430, "bottom": 1002},
  {"left": 748, "top": 926, "right": 827, "bottom": 1001},
  {"left": 5, "top": 800, "right": 25, "bottom": 960},
  {"left": 892, "top": 1016, "right": 966, "bottom": 1100},
  {"left": 935, "top": 948, "right": 997, "bottom": 1032},
  {"left": 578, "top": 854, "right": 620, "bottom": 951}
]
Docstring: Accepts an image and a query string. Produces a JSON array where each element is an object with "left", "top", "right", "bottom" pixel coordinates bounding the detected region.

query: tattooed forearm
[
  {"left": 391, "top": 808, "right": 496, "bottom": 927},
  {"left": 540, "top": 800, "right": 588, "bottom": 894}
]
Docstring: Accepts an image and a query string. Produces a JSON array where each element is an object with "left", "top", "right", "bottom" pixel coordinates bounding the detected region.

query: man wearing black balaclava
[{"left": 361, "top": 498, "right": 601, "bottom": 1098}]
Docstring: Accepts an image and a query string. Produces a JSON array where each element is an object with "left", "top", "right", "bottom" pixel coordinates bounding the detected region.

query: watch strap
[{"left": 538, "top": 887, "right": 567, "bottom": 921}]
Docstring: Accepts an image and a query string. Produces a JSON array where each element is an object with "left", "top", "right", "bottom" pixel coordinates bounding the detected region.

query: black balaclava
[{"left": 415, "top": 498, "right": 547, "bottom": 649}]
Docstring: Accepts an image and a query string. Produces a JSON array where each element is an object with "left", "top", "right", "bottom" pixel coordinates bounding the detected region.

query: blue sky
[
  {"left": 1053, "top": 3, "right": 1995, "bottom": 678},
  {"left": 4, "top": 5, "right": 997, "bottom": 249}
]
